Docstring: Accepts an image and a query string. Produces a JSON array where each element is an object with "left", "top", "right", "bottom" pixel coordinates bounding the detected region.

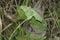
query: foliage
[
  {"left": 16, "top": 5, "right": 46, "bottom": 40},
  {"left": 0, "top": 0, "right": 60, "bottom": 40}
]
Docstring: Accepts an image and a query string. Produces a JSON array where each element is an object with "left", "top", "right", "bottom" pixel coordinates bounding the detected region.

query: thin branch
[
  {"left": 0, "top": 17, "right": 2, "bottom": 33},
  {"left": 0, "top": 23, "right": 13, "bottom": 33}
]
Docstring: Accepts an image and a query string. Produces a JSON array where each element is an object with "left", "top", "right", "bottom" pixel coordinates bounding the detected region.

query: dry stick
[
  {"left": 0, "top": 34, "right": 7, "bottom": 40},
  {"left": 0, "top": 17, "right": 7, "bottom": 40},
  {"left": 34, "top": 0, "right": 41, "bottom": 8},
  {"left": 9, "top": 15, "right": 34, "bottom": 40},
  {"left": 15, "top": 0, "right": 17, "bottom": 5},
  {"left": 0, "top": 23, "right": 13, "bottom": 33},
  {"left": 0, "top": 17, "right": 2, "bottom": 32},
  {"left": 0, "top": 14, "right": 2, "bottom": 40},
  {"left": 34, "top": 0, "right": 44, "bottom": 19},
  {"left": 3, "top": 10, "right": 15, "bottom": 22}
]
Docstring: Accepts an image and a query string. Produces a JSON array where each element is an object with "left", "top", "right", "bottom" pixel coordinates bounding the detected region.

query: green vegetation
[{"left": 0, "top": 0, "right": 60, "bottom": 40}]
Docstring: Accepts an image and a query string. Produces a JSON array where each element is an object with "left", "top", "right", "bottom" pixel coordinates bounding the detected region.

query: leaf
[
  {"left": 29, "top": 32, "right": 46, "bottom": 40},
  {"left": 17, "top": 6, "right": 27, "bottom": 20},
  {"left": 20, "top": 6, "right": 43, "bottom": 22},
  {"left": 33, "top": 10, "right": 43, "bottom": 22},
  {"left": 22, "top": 0, "right": 27, "bottom": 6},
  {"left": 56, "top": 19, "right": 60, "bottom": 27},
  {"left": 30, "top": 17, "right": 46, "bottom": 30},
  {"left": 16, "top": 5, "right": 46, "bottom": 39},
  {"left": 17, "top": 6, "right": 46, "bottom": 30}
]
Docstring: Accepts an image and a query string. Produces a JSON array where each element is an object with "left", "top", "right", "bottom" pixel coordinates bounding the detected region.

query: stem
[{"left": 9, "top": 15, "right": 33, "bottom": 40}]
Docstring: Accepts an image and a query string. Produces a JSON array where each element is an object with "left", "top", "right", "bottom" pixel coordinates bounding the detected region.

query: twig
[
  {"left": 0, "top": 23, "right": 13, "bottom": 33},
  {"left": 0, "top": 17, "right": 2, "bottom": 33},
  {"left": 3, "top": 10, "right": 16, "bottom": 22}
]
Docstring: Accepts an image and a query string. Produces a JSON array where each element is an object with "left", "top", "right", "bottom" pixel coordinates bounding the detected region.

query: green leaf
[
  {"left": 30, "top": 17, "right": 46, "bottom": 30},
  {"left": 56, "top": 19, "right": 60, "bottom": 27},
  {"left": 20, "top": 6, "right": 43, "bottom": 22},
  {"left": 17, "top": 6, "right": 46, "bottom": 30},
  {"left": 29, "top": 32, "right": 46, "bottom": 40},
  {"left": 17, "top": 6, "right": 27, "bottom": 20},
  {"left": 33, "top": 10, "right": 43, "bottom": 22},
  {"left": 22, "top": 0, "right": 27, "bottom": 6},
  {"left": 16, "top": 5, "right": 46, "bottom": 39}
]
